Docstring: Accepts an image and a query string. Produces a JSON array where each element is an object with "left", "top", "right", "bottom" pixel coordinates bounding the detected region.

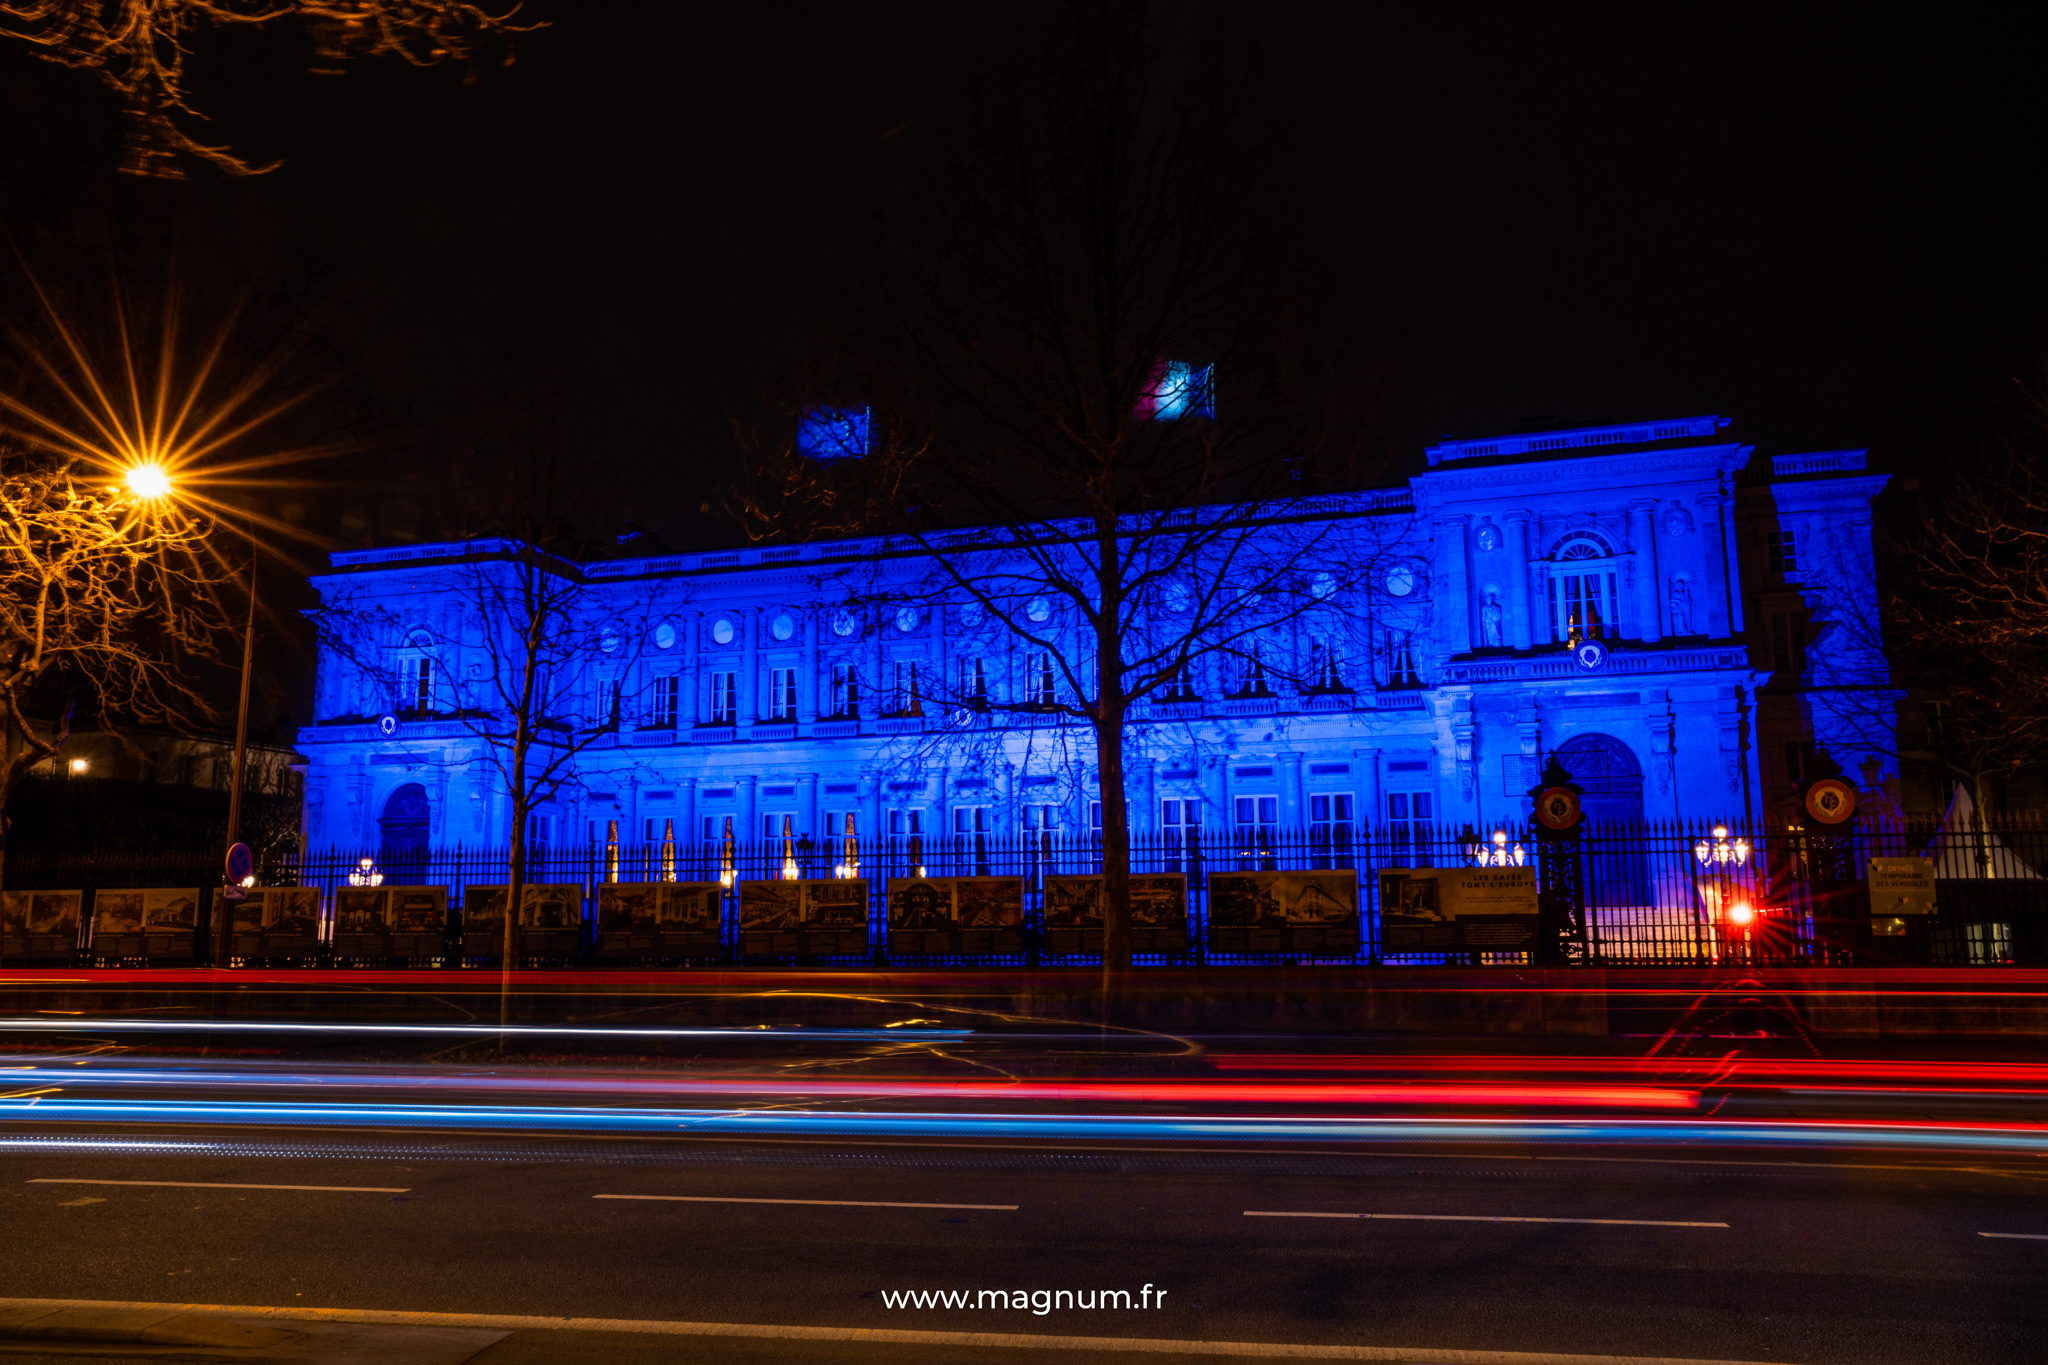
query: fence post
[{"left": 1530, "top": 755, "right": 1587, "bottom": 965}]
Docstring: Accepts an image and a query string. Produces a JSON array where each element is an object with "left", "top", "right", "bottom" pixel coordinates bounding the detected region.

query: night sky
[{"left": 4, "top": 3, "right": 2046, "bottom": 723}]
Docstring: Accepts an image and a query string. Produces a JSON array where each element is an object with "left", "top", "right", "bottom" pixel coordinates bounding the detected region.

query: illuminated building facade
[{"left": 298, "top": 417, "right": 1889, "bottom": 851}]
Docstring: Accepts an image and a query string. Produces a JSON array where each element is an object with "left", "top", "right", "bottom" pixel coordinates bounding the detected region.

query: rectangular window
[
  {"left": 1769, "top": 529, "right": 1799, "bottom": 575},
  {"left": 1234, "top": 795, "right": 1278, "bottom": 869},
  {"left": 1384, "top": 632, "right": 1421, "bottom": 689},
  {"left": 769, "top": 667, "right": 798, "bottom": 721},
  {"left": 889, "top": 808, "right": 924, "bottom": 836},
  {"left": 831, "top": 664, "right": 859, "bottom": 718},
  {"left": 703, "top": 814, "right": 737, "bottom": 842},
  {"left": 1162, "top": 798, "right": 1203, "bottom": 868},
  {"left": 1022, "top": 803, "right": 1060, "bottom": 834},
  {"left": 960, "top": 657, "right": 987, "bottom": 702},
  {"left": 1558, "top": 573, "right": 1614, "bottom": 643},
  {"left": 1157, "top": 658, "right": 1199, "bottom": 701},
  {"left": 1780, "top": 741, "right": 1805, "bottom": 788},
  {"left": 651, "top": 675, "right": 679, "bottom": 728},
  {"left": 710, "top": 670, "right": 738, "bottom": 724},
  {"left": 763, "top": 812, "right": 797, "bottom": 840},
  {"left": 1027, "top": 652, "right": 1056, "bottom": 706},
  {"left": 406, "top": 656, "right": 434, "bottom": 712},
  {"left": 1386, "top": 790, "right": 1434, "bottom": 866},
  {"left": 1309, "top": 640, "right": 1343, "bottom": 691},
  {"left": 1089, "top": 801, "right": 1103, "bottom": 834},
  {"left": 1771, "top": 612, "right": 1808, "bottom": 673},
  {"left": 1309, "top": 792, "right": 1355, "bottom": 868},
  {"left": 889, "top": 660, "right": 923, "bottom": 715},
  {"left": 1234, "top": 648, "right": 1270, "bottom": 697},
  {"left": 953, "top": 806, "right": 988, "bottom": 833},
  {"left": 527, "top": 813, "right": 553, "bottom": 845}
]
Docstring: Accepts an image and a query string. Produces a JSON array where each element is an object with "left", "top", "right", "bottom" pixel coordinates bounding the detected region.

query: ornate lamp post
[{"left": 1692, "top": 824, "right": 1754, "bottom": 963}]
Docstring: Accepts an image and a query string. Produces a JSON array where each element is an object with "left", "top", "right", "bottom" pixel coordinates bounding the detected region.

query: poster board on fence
[
  {"left": 463, "top": 885, "right": 582, "bottom": 931},
  {"left": 595, "top": 881, "right": 723, "bottom": 944},
  {"left": 1044, "top": 875, "right": 1188, "bottom": 952},
  {"left": 1378, "top": 866, "right": 1538, "bottom": 952},
  {"left": 1868, "top": 857, "right": 1936, "bottom": 916},
  {"left": 92, "top": 890, "right": 145, "bottom": 938},
  {"left": 1206, "top": 871, "right": 1359, "bottom": 952},
  {"left": 737, "top": 878, "right": 869, "bottom": 955},
  {"left": 261, "top": 888, "right": 322, "bottom": 935},
  {"left": 385, "top": 886, "right": 448, "bottom": 936},
  {"left": 887, "top": 877, "right": 1024, "bottom": 952},
  {"left": 2, "top": 890, "right": 80, "bottom": 954},
  {"left": 334, "top": 887, "right": 391, "bottom": 933}
]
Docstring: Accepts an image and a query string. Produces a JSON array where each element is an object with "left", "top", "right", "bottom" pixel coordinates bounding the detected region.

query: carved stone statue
[
  {"left": 1669, "top": 578, "right": 1692, "bottom": 636},
  {"left": 1480, "top": 591, "right": 1505, "bottom": 648}
]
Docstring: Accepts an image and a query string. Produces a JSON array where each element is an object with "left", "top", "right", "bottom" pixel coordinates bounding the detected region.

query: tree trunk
[
  {"left": 1095, "top": 548, "right": 1132, "bottom": 983},
  {"left": 500, "top": 722, "right": 530, "bottom": 1041}
]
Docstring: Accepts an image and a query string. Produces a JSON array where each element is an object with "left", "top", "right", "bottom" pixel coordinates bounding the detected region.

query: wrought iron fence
[{"left": 4, "top": 813, "right": 2045, "bottom": 967}]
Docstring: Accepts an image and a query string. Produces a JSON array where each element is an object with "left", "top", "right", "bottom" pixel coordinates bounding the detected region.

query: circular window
[
  {"left": 711, "top": 617, "right": 735, "bottom": 646},
  {"left": 1025, "top": 595, "right": 1052, "bottom": 624},
  {"left": 599, "top": 630, "right": 620, "bottom": 654},
  {"left": 831, "top": 609, "right": 858, "bottom": 638},
  {"left": 895, "top": 606, "right": 920, "bottom": 632},
  {"left": 1310, "top": 571, "right": 1338, "bottom": 601},
  {"left": 1162, "top": 581, "right": 1191, "bottom": 614},
  {"left": 653, "top": 622, "right": 676, "bottom": 650},
  {"left": 771, "top": 612, "right": 796, "bottom": 642},
  {"left": 1385, "top": 566, "right": 1416, "bottom": 598}
]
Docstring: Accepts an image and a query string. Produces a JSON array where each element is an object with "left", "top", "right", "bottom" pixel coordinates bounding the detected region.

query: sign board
[
  {"left": 1533, "top": 787, "right": 1582, "bottom": 831},
  {"left": 463, "top": 885, "right": 583, "bottom": 931},
  {"left": 1379, "top": 866, "right": 1540, "bottom": 953},
  {"left": 224, "top": 841, "right": 253, "bottom": 887},
  {"left": 887, "top": 876, "right": 1028, "bottom": 954},
  {"left": 1205, "top": 871, "right": 1359, "bottom": 954},
  {"left": 1805, "top": 779, "right": 1857, "bottom": 825},
  {"left": 1867, "top": 857, "right": 1936, "bottom": 916}
]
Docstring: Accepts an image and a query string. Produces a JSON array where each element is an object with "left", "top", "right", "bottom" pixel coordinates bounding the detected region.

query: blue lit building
[{"left": 299, "top": 416, "right": 1890, "bottom": 852}]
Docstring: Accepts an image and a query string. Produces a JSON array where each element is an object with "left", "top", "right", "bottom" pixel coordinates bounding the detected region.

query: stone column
[
  {"left": 1434, "top": 515, "right": 1473, "bottom": 655},
  {"left": 1700, "top": 493, "right": 1742, "bottom": 635},
  {"left": 1280, "top": 751, "right": 1304, "bottom": 831},
  {"left": 743, "top": 609, "right": 761, "bottom": 725},
  {"left": 687, "top": 613, "right": 704, "bottom": 724},
  {"left": 681, "top": 775, "right": 698, "bottom": 848},
  {"left": 1504, "top": 510, "right": 1534, "bottom": 650},
  {"left": 799, "top": 772, "right": 819, "bottom": 840},
  {"left": 1629, "top": 500, "right": 1662, "bottom": 643},
  {"left": 800, "top": 614, "right": 819, "bottom": 725},
  {"left": 740, "top": 774, "right": 758, "bottom": 845}
]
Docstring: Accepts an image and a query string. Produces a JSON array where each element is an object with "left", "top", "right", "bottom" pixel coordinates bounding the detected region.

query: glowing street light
[
  {"left": 125, "top": 463, "right": 172, "bottom": 500},
  {"left": 347, "top": 857, "right": 384, "bottom": 888}
]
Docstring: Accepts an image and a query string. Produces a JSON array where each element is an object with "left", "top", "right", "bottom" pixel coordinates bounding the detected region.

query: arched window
[{"left": 1548, "top": 535, "right": 1619, "bottom": 645}]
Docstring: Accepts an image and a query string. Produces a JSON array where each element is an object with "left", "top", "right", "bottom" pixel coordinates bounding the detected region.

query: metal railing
[{"left": 3, "top": 814, "right": 2043, "bottom": 967}]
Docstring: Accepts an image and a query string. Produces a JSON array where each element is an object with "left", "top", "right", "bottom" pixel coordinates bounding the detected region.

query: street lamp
[
  {"left": 1693, "top": 824, "right": 1754, "bottom": 962},
  {"left": 127, "top": 463, "right": 262, "bottom": 965}
]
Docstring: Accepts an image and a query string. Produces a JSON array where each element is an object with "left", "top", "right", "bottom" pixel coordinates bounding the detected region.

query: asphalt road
[{"left": 3, "top": 1124, "right": 2044, "bottom": 1365}]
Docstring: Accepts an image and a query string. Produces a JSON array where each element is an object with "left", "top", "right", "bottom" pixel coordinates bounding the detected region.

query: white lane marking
[
  {"left": 1979, "top": 1231, "right": 2048, "bottom": 1240},
  {"left": 28, "top": 1179, "right": 410, "bottom": 1193},
  {"left": 0, "top": 1298, "right": 1809, "bottom": 1362},
  {"left": 1246, "top": 1211, "right": 1728, "bottom": 1227},
  {"left": 595, "top": 1194, "right": 1016, "bottom": 1210}
]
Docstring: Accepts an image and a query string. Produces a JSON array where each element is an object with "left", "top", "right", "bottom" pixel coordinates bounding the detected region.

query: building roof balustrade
[
  {"left": 1425, "top": 416, "right": 1730, "bottom": 466},
  {"left": 812, "top": 719, "right": 862, "bottom": 739},
  {"left": 689, "top": 725, "right": 737, "bottom": 744},
  {"left": 747, "top": 723, "right": 799, "bottom": 742},
  {"left": 1771, "top": 450, "right": 1868, "bottom": 477}
]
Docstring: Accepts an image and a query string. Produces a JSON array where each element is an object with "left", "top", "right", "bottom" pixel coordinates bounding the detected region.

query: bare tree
[
  {"left": 1, "top": 0, "right": 539, "bottom": 177},
  {"left": 1890, "top": 453, "right": 2048, "bottom": 814},
  {"left": 738, "top": 6, "right": 1395, "bottom": 975},
  {"left": 0, "top": 454, "right": 236, "bottom": 907}
]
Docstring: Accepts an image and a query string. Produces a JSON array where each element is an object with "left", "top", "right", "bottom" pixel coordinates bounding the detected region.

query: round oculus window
[
  {"left": 1025, "top": 595, "right": 1052, "bottom": 623},
  {"left": 830, "top": 609, "right": 857, "bottom": 637},
  {"left": 771, "top": 612, "right": 796, "bottom": 641},
  {"left": 1385, "top": 565, "right": 1416, "bottom": 597},
  {"left": 711, "top": 617, "right": 735, "bottom": 646},
  {"left": 1311, "top": 571, "right": 1338, "bottom": 600},
  {"left": 653, "top": 622, "right": 676, "bottom": 650},
  {"left": 895, "top": 606, "right": 920, "bottom": 632}
]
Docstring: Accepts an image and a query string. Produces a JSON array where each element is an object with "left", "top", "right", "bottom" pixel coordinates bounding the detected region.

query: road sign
[
  {"left": 225, "top": 841, "right": 253, "bottom": 887},
  {"left": 1534, "top": 786, "right": 1583, "bottom": 831},
  {"left": 1804, "top": 779, "right": 1857, "bottom": 825}
]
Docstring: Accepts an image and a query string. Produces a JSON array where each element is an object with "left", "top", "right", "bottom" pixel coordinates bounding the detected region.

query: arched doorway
[
  {"left": 1555, "top": 733, "right": 1643, "bottom": 825},
  {"left": 1554, "top": 733, "right": 1647, "bottom": 907},
  {"left": 379, "top": 784, "right": 430, "bottom": 879}
]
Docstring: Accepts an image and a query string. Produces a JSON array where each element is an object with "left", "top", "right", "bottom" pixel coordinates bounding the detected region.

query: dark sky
[{"left": 5, "top": 1, "right": 2046, "bottom": 556}]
